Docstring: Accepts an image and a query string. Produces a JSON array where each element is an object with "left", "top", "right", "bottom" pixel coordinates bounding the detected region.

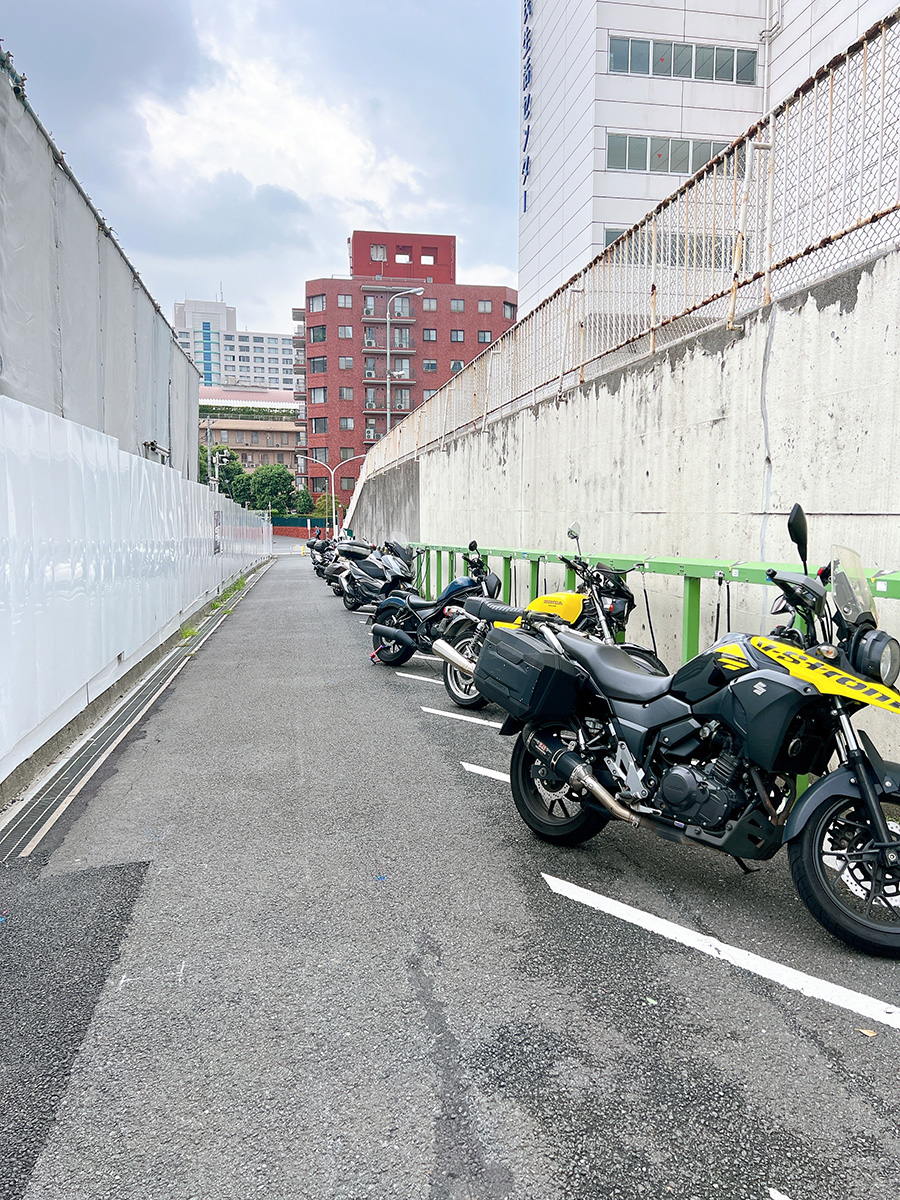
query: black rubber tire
[
  {"left": 330, "top": 584, "right": 343, "bottom": 596},
  {"left": 442, "top": 630, "right": 489, "bottom": 709},
  {"left": 372, "top": 614, "right": 416, "bottom": 666},
  {"left": 343, "top": 591, "right": 361, "bottom": 611},
  {"left": 509, "top": 727, "right": 611, "bottom": 845},
  {"left": 788, "top": 795, "right": 900, "bottom": 957}
]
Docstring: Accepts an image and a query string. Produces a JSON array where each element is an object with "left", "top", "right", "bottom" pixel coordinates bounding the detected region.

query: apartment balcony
[
  {"left": 361, "top": 334, "right": 417, "bottom": 352},
  {"left": 292, "top": 307, "right": 306, "bottom": 322},
  {"left": 359, "top": 301, "right": 416, "bottom": 323},
  {"left": 292, "top": 333, "right": 305, "bottom": 349},
  {"left": 363, "top": 430, "right": 384, "bottom": 443},
  {"left": 294, "top": 401, "right": 307, "bottom": 419},
  {"left": 293, "top": 361, "right": 307, "bottom": 374},
  {"left": 361, "top": 368, "right": 416, "bottom": 383}
]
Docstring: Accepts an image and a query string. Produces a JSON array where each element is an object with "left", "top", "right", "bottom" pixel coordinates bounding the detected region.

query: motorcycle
[
  {"left": 463, "top": 505, "right": 900, "bottom": 957},
  {"left": 323, "top": 539, "right": 377, "bottom": 598},
  {"left": 309, "top": 538, "right": 334, "bottom": 578},
  {"left": 341, "top": 541, "right": 417, "bottom": 611},
  {"left": 433, "top": 522, "right": 667, "bottom": 711},
  {"left": 369, "top": 541, "right": 501, "bottom": 667}
]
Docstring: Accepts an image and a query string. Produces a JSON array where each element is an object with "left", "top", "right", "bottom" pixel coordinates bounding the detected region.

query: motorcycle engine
[{"left": 659, "top": 750, "right": 744, "bottom": 830}]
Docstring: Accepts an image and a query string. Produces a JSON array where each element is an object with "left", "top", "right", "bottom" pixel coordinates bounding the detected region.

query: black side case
[{"left": 473, "top": 626, "right": 580, "bottom": 720}]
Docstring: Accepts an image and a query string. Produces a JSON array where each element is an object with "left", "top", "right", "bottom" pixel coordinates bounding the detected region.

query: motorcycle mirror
[
  {"left": 770, "top": 594, "right": 790, "bottom": 615},
  {"left": 787, "top": 504, "right": 809, "bottom": 574},
  {"left": 567, "top": 522, "right": 581, "bottom": 540},
  {"left": 468, "top": 540, "right": 478, "bottom": 551}
]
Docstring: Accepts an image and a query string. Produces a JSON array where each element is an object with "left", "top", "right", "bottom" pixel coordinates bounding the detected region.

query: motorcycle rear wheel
[
  {"left": 510, "top": 726, "right": 610, "bottom": 845},
  {"left": 788, "top": 795, "right": 900, "bottom": 957},
  {"left": 442, "top": 630, "right": 489, "bottom": 709},
  {"left": 343, "top": 591, "right": 361, "bottom": 611},
  {"left": 372, "top": 613, "right": 415, "bottom": 666}
]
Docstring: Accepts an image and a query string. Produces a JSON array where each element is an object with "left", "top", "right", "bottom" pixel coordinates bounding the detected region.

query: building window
[
  {"left": 308, "top": 294, "right": 326, "bottom": 312},
  {"left": 311, "top": 418, "right": 328, "bottom": 434},
  {"left": 253, "top": 337, "right": 264, "bottom": 343},
  {"left": 423, "top": 328, "right": 437, "bottom": 342},
  {"left": 219, "top": 430, "right": 229, "bottom": 442},
  {"left": 310, "top": 386, "right": 327, "bottom": 404},
  {"left": 423, "top": 390, "right": 437, "bottom": 400},
  {"left": 608, "top": 132, "right": 729, "bottom": 174},
  {"left": 340, "top": 477, "right": 356, "bottom": 491},
  {"left": 266, "top": 433, "right": 274, "bottom": 447},
  {"left": 340, "top": 416, "right": 355, "bottom": 430},
  {"left": 310, "top": 446, "right": 328, "bottom": 463},
  {"left": 340, "top": 446, "right": 355, "bottom": 461},
  {"left": 450, "top": 299, "right": 464, "bottom": 312},
  {"left": 312, "top": 477, "right": 328, "bottom": 492},
  {"left": 338, "top": 356, "right": 353, "bottom": 369},
  {"left": 337, "top": 294, "right": 352, "bottom": 308},
  {"left": 423, "top": 359, "right": 437, "bottom": 372},
  {"left": 363, "top": 297, "right": 376, "bottom": 316},
  {"left": 251, "top": 431, "right": 259, "bottom": 445},
  {"left": 364, "top": 357, "right": 377, "bottom": 376},
  {"left": 395, "top": 246, "right": 412, "bottom": 263},
  {"left": 421, "top": 252, "right": 435, "bottom": 266},
  {"left": 365, "top": 387, "right": 378, "bottom": 405},
  {"left": 604, "top": 228, "right": 627, "bottom": 248},
  {"left": 450, "top": 330, "right": 464, "bottom": 342},
  {"left": 338, "top": 326, "right": 353, "bottom": 338},
  {"left": 239, "top": 355, "right": 250, "bottom": 362},
  {"left": 392, "top": 388, "right": 411, "bottom": 409},
  {"left": 295, "top": 433, "right": 304, "bottom": 445},
  {"left": 308, "top": 356, "right": 327, "bottom": 373},
  {"left": 392, "top": 357, "right": 411, "bottom": 378},
  {"left": 422, "top": 298, "right": 437, "bottom": 311},
  {"left": 241, "top": 452, "right": 248, "bottom": 463},
  {"left": 478, "top": 300, "right": 492, "bottom": 313},
  {"left": 478, "top": 331, "right": 492, "bottom": 343},
  {"left": 277, "top": 453, "right": 284, "bottom": 463},
  {"left": 450, "top": 360, "right": 464, "bottom": 373},
  {"left": 235, "top": 431, "right": 245, "bottom": 443},
  {"left": 309, "top": 325, "right": 326, "bottom": 342},
  {"left": 392, "top": 296, "right": 411, "bottom": 317},
  {"left": 610, "top": 36, "right": 756, "bottom": 86},
  {"left": 239, "top": 335, "right": 249, "bottom": 342},
  {"left": 339, "top": 386, "right": 353, "bottom": 400},
  {"left": 253, "top": 356, "right": 265, "bottom": 363},
  {"left": 503, "top": 302, "right": 516, "bottom": 320},
  {"left": 370, "top": 244, "right": 387, "bottom": 261}
]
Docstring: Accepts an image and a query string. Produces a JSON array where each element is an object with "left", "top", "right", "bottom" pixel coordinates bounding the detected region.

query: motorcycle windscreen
[{"left": 832, "top": 545, "right": 877, "bottom": 625}]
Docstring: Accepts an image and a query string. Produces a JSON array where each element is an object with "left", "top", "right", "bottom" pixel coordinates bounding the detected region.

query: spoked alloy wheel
[
  {"left": 371, "top": 612, "right": 415, "bottom": 666},
  {"left": 442, "top": 631, "right": 489, "bottom": 709},
  {"left": 788, "top": 796, "right": 900, "bottom": 956},
  {"left": 509, "top": 725, "right": 610, "bottom": 845}
]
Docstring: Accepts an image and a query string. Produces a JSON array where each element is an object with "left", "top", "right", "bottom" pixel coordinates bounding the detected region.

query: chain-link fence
[{"left": 358, "top": 10, "right": 900, "bottom": 487}]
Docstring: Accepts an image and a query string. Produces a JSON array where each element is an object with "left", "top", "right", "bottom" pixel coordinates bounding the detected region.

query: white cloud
[{"left": 135, "top": 10, "right": 425, "bottom": 226}]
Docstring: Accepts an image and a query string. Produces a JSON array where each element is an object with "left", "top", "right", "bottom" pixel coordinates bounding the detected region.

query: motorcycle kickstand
[{"left": 732, "top": 856, "right": 760, "bottom": 875}]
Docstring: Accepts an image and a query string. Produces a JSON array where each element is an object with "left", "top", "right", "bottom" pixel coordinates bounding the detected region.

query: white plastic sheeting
[
  {"left": 0, "top": 393, "right": 271, "bottom": 784},
  {"left": 0, "top": 62, "right": 198, "bottom": 477}
]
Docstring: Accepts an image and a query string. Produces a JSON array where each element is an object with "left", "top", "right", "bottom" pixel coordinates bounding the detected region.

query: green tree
[
  {"left": 198, "top": 445, "right": 210, "bottom": 485},
  {"left": 295, "top": 486, "right": 314, "bottom": 514},
  {"left": 230, "top": 471, "right": 253, "bottom": 506},
  {"left": 312, "top": 492, "right": 343, "bottom": 523},
  {"left": 211, "top": 446, "right": 245, "bottom": 499},
  {"left": 251, "top": 463, "right": 297, "bottom": 514}
]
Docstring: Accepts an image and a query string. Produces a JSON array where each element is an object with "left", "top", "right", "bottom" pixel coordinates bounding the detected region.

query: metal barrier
[
  {"left": 355, "top": 11, "right": 900, "bottom": 488},
  {"left": 411, "top": 542, "right": 900, "bottom": 664}
]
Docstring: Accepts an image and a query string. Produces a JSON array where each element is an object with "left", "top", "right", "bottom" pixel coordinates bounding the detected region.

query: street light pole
[
  {"left": 384, "top": 286, "right": 423, "bottom": 434},
  {"left": 296, "top": 452, "right": 368, "bottom": 539}
]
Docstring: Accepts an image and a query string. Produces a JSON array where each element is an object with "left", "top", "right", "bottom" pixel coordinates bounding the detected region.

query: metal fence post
[
  {"left": 529, "top": 558, "right": 541, "bottom": 601},
  {"left": 682, "top": 575, "right": 702, "bottom": 662},
  {"left": 502, "top": 556, "right": 512, "bottom": 604}
]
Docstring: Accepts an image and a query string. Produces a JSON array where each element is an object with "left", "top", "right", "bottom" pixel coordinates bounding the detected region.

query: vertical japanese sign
[
  {"left": 214, "top": 509, "right": 222, "bottom": 555},
  {"left": 522, "top": 0, "right": 533, "bottom": 213}
]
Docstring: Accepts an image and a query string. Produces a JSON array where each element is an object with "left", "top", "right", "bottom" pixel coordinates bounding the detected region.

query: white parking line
[
  {"left": 543, "top": 873, "right": 900, "bottom": 1030},
  {"left": 394, "top": 672, "right": 443, "bottom": 684},
  {"left": 421, "top": 707, "right": 502, "bottom": 729},
  {"left": 462, "top": 762, "right": 511, "bottom": 782}
]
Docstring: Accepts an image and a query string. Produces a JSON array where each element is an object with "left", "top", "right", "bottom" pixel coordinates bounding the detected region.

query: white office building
[
  {"left": 518, "top": 0, "right": 893, "bottom": 313},
  {"left": 172, "top": 300, "right": 296, "bottom": 391}
]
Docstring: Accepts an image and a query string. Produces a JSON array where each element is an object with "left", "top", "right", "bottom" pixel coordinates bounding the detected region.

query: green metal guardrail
[{"left": 410, "top": 543, "right": 900, "bottom": 664}]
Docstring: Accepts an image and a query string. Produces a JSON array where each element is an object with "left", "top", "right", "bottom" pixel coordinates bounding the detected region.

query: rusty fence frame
[{"left": 353, "top": 10, "right": 900, "bottom": 495}]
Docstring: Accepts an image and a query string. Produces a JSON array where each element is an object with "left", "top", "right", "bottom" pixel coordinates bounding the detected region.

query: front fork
[{"left": 835, "top": 702, "right": 900, "bottom": 868}]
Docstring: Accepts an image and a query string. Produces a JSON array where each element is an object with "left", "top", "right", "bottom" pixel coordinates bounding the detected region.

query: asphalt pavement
[{"left": 3, "top": 555, "right": 900, "bottom": 1200}]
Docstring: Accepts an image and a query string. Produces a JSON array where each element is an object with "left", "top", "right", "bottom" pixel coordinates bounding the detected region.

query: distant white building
[
  {"left": 518, "top": 0, "right": 893, "bottom": 313},
  {"left": 172, "top": 299, "right": 296, "bottom": 391}
]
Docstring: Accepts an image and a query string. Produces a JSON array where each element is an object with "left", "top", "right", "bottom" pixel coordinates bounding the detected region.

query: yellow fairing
[
  {"left": 750, "top": 636, "right": 900, "bottom": 715},
  {"left": 496, "top": 590, "right": 586, "bottom": 629}
]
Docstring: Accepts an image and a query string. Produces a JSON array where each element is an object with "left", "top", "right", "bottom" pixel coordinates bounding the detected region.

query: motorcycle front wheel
[
  {"left": 371, "top": 613, "right": 415, "bottom": 666},
  {"left": 442, "top": 630, "right": 489, "bottom": 709},
  {"left": 510, "top": 726, "right": 611, "bottom": 845},
  {"left": 343, "top": 590, "right": 361, "bottom": 611},
  {"left": 788, "top": 795, "right": 900, "bottom": 957}
]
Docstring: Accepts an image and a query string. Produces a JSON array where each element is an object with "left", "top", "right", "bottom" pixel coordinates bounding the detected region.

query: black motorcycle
[
  {"left": 465, "top": 506, "right": 900, "bottom": 957},
  {"left": 369, "top": 541, "right": 501, "bottom": 666},
  {"left": 341, "top": 541, "right": 417, "bottom": 611}
]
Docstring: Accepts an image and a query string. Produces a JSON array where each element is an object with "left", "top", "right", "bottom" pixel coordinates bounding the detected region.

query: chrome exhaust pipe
[
  {"left": 432, "top": 637, "right": 475, "bottom": 676},
  {"left": 524, "top": 729, "right": 640, "bottom": 827}
]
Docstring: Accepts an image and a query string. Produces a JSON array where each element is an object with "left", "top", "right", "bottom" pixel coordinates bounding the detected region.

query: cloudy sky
[{"left": 2, "top": 0, "right": 519, "bottom": 332}]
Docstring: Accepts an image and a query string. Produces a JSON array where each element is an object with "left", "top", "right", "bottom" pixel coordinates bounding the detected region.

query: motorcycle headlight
[{"left": 852, "top": 630, "right": 900, "bottom": 688}]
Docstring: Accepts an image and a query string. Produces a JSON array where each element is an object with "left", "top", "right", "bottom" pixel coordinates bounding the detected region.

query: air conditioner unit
[
  {"left": 363, "top": 338, "right": 376, "bottom": 347},
  {"left": 364, "top": 369, "right": 376, "bottom": 378}
]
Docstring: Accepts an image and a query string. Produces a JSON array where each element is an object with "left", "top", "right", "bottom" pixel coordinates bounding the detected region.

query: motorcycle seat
[
  {"left": 464, "top": 597, "right": 525, "bottom": 623},
  {"left": 356, "top": 561, "right": 386, "bottom": 580},
  {"left": 556, "top": 632, "right": 673, "bottom": 702},
  {"left": 406, "top": 594, "right": 438, "bottom": 612}
]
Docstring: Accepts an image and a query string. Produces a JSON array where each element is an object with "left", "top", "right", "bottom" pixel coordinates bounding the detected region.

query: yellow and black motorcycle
[
  {"left": 435, "top": 523, "right": 666, "bottom": 710},
  {"left": 465, "top": 506, "right": 900, "bottom": 957}
]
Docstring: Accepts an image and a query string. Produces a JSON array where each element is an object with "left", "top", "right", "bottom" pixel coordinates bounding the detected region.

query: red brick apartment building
[{"left": 292, "top": 231, "right": 517, "bottom": 506}]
